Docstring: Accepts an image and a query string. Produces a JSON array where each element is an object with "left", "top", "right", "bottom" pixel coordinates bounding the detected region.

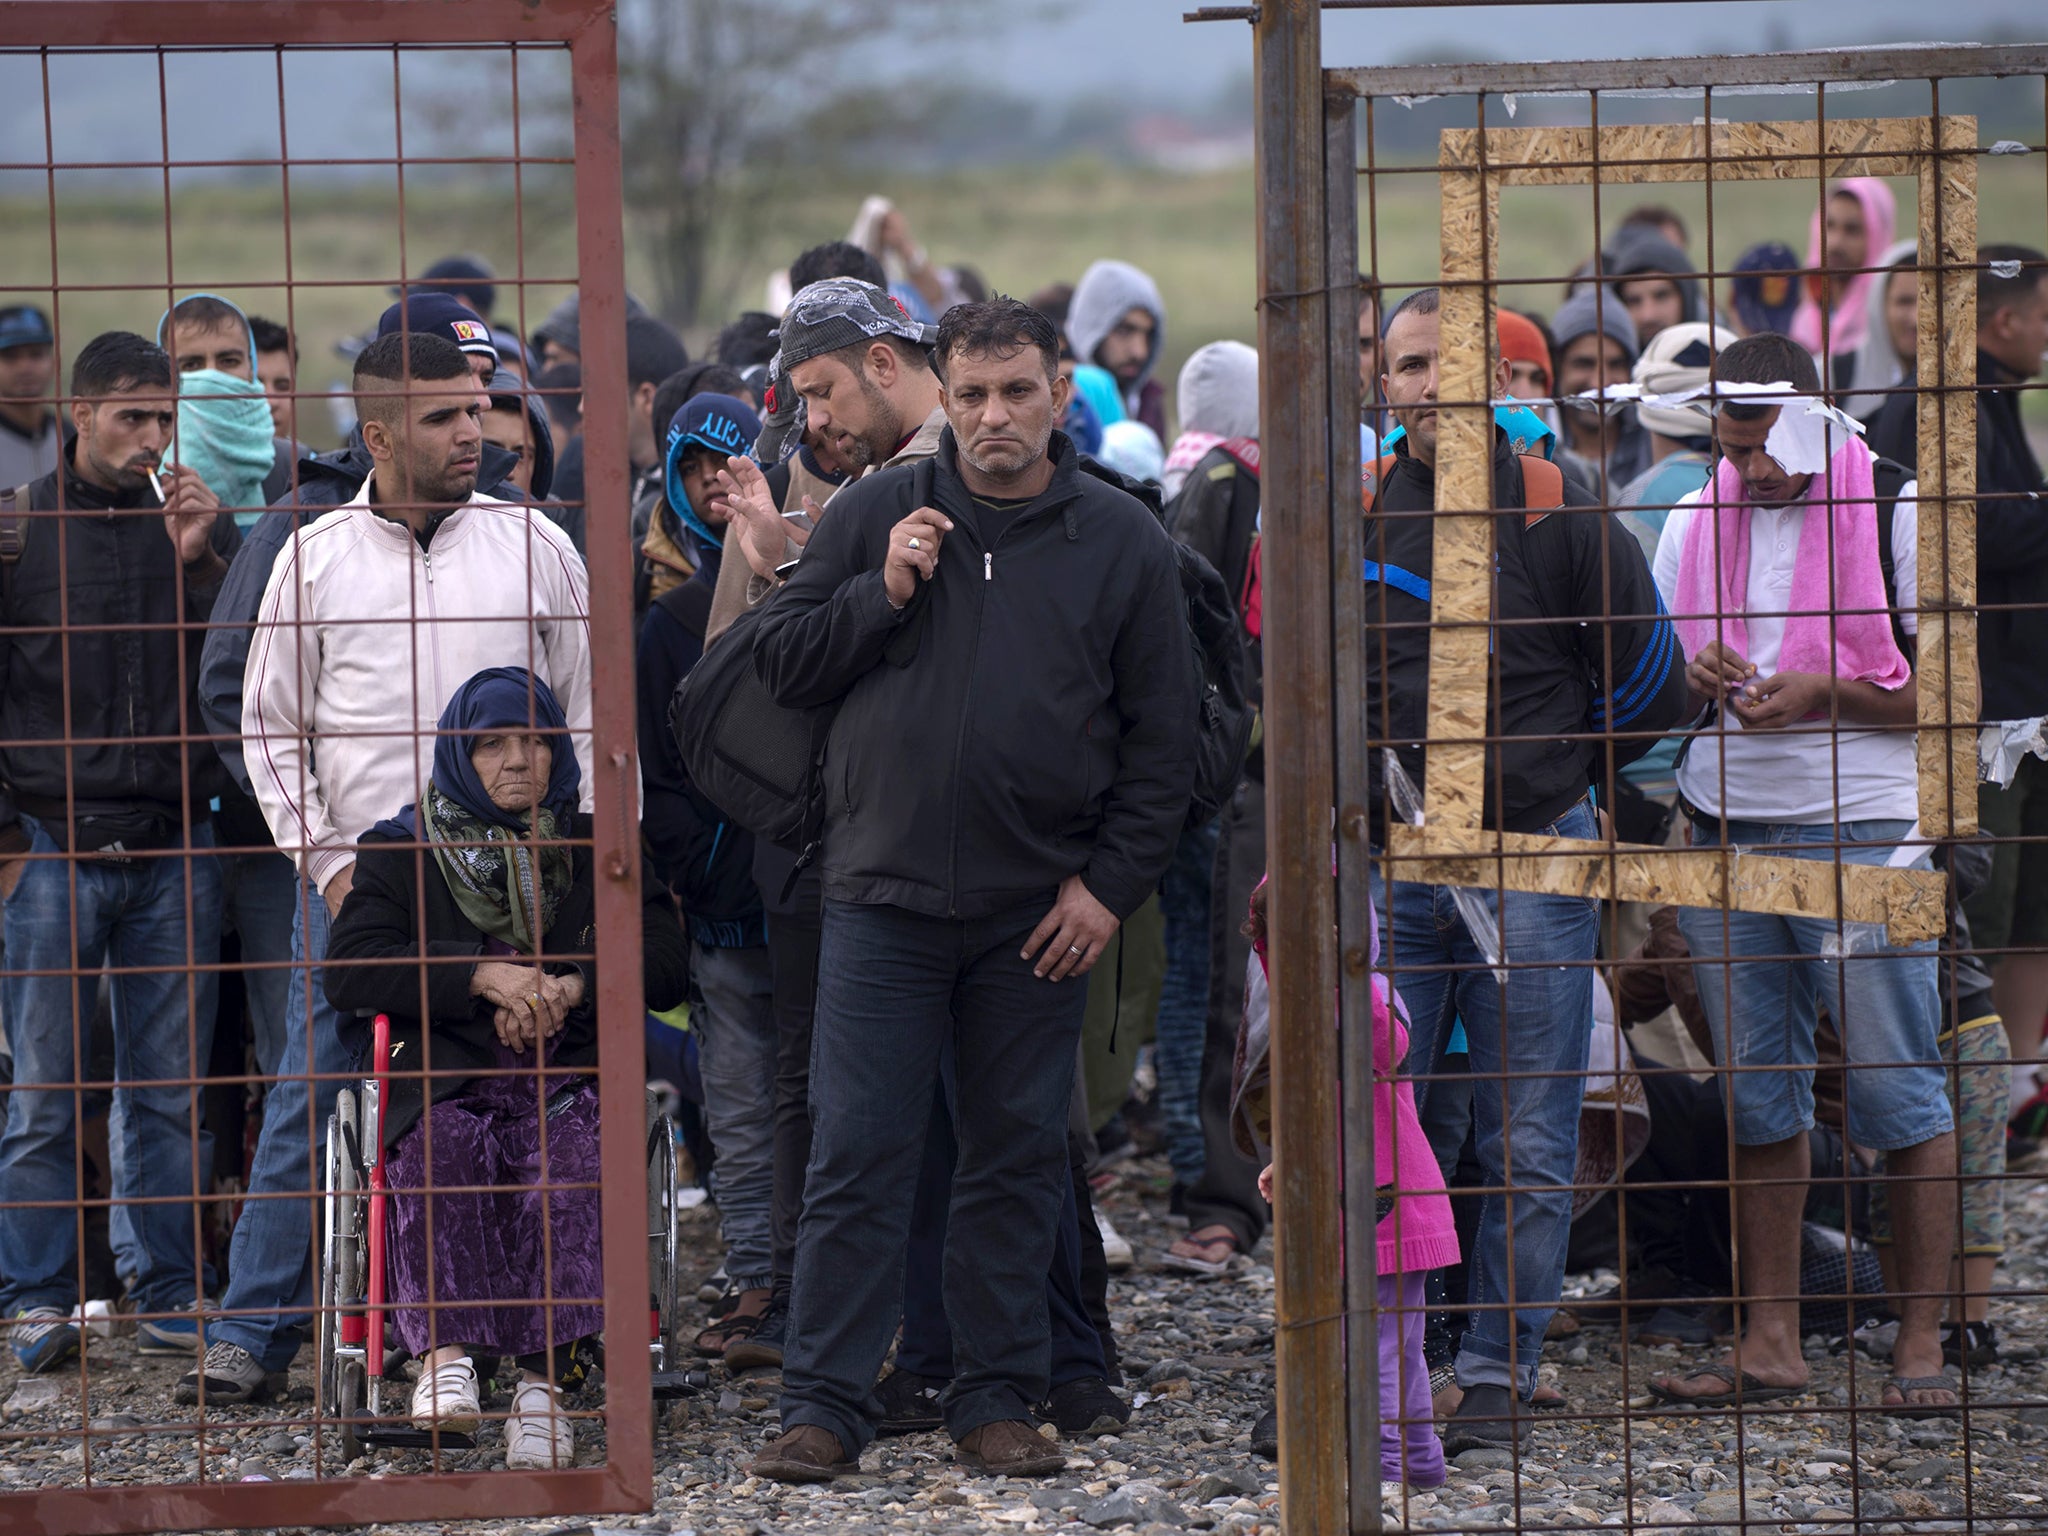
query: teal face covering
[{"left": 168, "top": 369, "right": 277, "bottom": 528}]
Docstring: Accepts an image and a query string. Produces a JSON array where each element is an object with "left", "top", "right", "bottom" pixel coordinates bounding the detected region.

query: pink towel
[{"left": 1674, "top": 433, "right": 1910, "bottom": 692}]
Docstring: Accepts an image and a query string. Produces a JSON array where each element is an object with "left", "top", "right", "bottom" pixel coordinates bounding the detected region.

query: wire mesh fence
[
  {"left": 1232, "top": 5, "right": 2048, "bottom": 1531},
  {"left": 0, "top": 4, "right": 653, "bottom": 1532}
]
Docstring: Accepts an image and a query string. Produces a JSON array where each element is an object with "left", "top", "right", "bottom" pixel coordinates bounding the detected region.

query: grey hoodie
[{"left": 1067, "top": 259, "right": 1167, "bottom": 400}]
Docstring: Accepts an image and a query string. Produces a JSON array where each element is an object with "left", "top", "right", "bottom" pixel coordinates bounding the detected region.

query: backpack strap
[
  {"left": 1359, "top": 453, "right": 1400, "bottom": 517},
  {"left": 1871, "top": 455, "right": 1913, "bottom": 658},
  {"left": 1519, "top": 455, "right": 1564, "bottom": 524},
  {"left": 0, "top": 483, "right": 30, "bottom": 566}
]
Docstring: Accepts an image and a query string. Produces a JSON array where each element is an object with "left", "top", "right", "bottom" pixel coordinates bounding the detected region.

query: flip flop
[
  {"left": 1881, "top": 1374, "right": 1962, "bottom": 1420},
  {"left": 1160, "top": 1226, "right": 1241, "bottom": 1277},
  {"left": 1647, "top": 1366, "right": 1805, "bottom": 1410}
]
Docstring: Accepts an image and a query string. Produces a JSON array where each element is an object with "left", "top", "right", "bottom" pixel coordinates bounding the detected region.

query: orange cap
[{"left": 1496, "top": 310, "right": 1553, "bottom": 392}]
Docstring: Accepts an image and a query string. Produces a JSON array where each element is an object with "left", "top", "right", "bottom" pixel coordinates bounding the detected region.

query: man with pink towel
[{"left": 1645, "top": 332, "right": 1959, "bottom": 1417}]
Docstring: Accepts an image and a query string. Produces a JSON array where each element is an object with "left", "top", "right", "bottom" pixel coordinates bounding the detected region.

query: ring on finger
[
  {"left": 907, "top": 536, "right": 921, "bottom": 550},
  {"left": 1067, "top": 943, "right": 1083, "bottom": 956}
]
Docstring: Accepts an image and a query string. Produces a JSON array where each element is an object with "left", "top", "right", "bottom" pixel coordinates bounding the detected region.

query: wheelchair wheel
[
  {"left": 646, "top": 1103, "right": 683, "bottom": 1370},
  {"left": 320, "top": 1089, "right": 366, "bottom": 1462}
]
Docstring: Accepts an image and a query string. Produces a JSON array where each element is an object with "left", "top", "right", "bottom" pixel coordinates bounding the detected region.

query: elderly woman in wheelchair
[{"left": 324, "top": 666, "right": 687, "bottom": 1468}]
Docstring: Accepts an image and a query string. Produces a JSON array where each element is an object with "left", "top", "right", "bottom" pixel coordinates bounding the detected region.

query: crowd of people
[{"left": 0, "top": 177, "right": 2043, "bottom": 1489}]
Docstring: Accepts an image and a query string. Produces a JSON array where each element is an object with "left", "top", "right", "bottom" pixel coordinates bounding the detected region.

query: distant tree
[{"left": 616, "top": 0, "right": 1010, "bottom": 328}]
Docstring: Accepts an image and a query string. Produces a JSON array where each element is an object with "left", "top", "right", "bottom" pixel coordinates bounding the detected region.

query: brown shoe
[
  {"left": 955, "top": 1418, "right": 1067, "bottom": 1477},
  {"left": 752, "top": 1424, "right": 856, "bottom": 1483}
]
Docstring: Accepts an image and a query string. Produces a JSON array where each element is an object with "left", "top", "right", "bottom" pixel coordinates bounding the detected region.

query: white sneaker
[
  {"left": 1095, "top": 1209, "right": 1134, "bottom": 1273},
  {"left": 505, "top": 1376, "right": 575, "bottom": 1469},
  {"left": 409, "top": 1355, "right": 481, "bottom": 1436}
]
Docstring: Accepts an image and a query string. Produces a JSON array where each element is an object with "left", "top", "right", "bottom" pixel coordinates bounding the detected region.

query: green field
[{"left": 4, "top": 151, "right": 2042, "bottom": 450}]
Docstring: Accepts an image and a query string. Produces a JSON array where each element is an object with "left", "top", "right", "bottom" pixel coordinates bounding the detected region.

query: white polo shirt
[{"left": 1652, "top": 482, "right": 1919, "bottom": 825}]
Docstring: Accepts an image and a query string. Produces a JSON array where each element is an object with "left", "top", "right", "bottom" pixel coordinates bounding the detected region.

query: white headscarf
[{"left": 1839, "top": 238, "right": 1920, "bottom": 423}]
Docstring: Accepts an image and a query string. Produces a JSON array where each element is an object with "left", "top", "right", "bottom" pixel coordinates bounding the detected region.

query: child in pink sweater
[{"left": 1241, "top": 878, "right": 1459, "bottom": 1488}]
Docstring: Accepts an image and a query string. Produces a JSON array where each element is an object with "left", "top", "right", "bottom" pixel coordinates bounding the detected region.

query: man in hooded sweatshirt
[
  {"left": 1550, "top": 286, "right": 1647, "bottom": 499},
  {"left": 1066, "top": 259, "right": 1169, "bottom": 440},
  {"left": 1601, "top": 226, "right": 1706, "bottom": 351},
  {"left": 636, "top": 392, "right": 786, "bottom": 1359},
  {"left": 1159, "top": 339, "right": 1274, "bottom": 1269}
]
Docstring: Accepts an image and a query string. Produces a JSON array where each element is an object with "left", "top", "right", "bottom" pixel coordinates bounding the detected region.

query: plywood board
[
  {"left": 1913, "top": 117, "right": 1981, "bottom": 835},
  {"left": 1440, "top": 118, "right": 1933, "bottom": 186},
  {"left": 1418, "top": 113, "right": 1978, "bottom": 929},
  {"left": 1383, "top": 827, "right": 1948, "bottom": 944}
]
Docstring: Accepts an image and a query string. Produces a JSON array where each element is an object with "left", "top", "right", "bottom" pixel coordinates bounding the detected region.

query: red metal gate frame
[{"left": 0, "top": 3, "right": 643, "bottom": 1531}]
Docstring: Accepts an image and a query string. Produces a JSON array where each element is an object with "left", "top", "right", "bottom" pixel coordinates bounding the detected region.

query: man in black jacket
[
  {"left": 1369, "top": 289, "right": 1689, "bottom": 1453},
  {"left": 0, "top": 331, "right": 237, "bottom": 1370},
  {"left": 747, "top": 299, "right": 1197, "bottom": 1482},
  {"left": 1868, "top": 246, "right": 2048, "bottom": 1104}
]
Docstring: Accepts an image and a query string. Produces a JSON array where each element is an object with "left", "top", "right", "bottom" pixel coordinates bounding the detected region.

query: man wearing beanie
[
  {"left": 1615, "top": 321, "right": 1740, "bottom": 554},
  {"left": 1551, "top": 285, "right": 1646, "bottom": 499},
  {"left": 0, "top": 305, "right": 62, "bottom": 486}
]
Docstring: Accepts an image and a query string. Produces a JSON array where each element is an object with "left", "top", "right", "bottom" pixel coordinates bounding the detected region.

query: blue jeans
[
  {"left": 221, "top": 850, "right": 300, "bottom": 1078},
  {"left": 1677, "top": 818, "right": 1951, "bottom": 1153},
  {"left": 0, "top": 817, "right": 221, "bottom": 1315},
  {"left": 1374, "top": 798, "right": 1599, "bottom": 1398},
  {"left": 211, "top": 879, "right": 349, "bottom": 1371},
  {"left": 691, "top": 941, "right": 777, "bottom": 1293},
  {"left": 1154, "top": 821, "right": 1217, "bottom": 1188},
  {"left": 783, "top": 897, "right": 1089, "bottom": 1452}
]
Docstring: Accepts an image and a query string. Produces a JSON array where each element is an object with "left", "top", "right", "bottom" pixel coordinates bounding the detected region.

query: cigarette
[
  {"left": 148, "top": 467, "right": 166, "bottom": 505},
  {"left": 780, "top": 509, "right": 808, "bottom": 520}
]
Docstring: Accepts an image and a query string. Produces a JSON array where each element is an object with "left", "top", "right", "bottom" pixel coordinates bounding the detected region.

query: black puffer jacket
[
  {"left": 1365, "top": 432, "right": 1688, "bottom": 836},
  {"left": 752, "top": 428, "right": 1197, "bottom": 922},
  {"left": 0, "top": 446, "right": 239, "bottom": 837}
]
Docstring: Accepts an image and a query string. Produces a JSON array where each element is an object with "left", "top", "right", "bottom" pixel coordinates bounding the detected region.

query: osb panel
[
  {"left": 1424, "top": 165, "right": 1494, "bottom": 833},
  {"left": 1384, "top": 827, "right": 1948, "bottom": 944},
  {"left": 1913, "top": 118, "right": 1981, "bottom": 836},
  {"left": 1424, "top": 111, "right": 1977, "bottom": 921},
  {"left": 1439, "top": 118, "right": 1932, "bottom": 187}
]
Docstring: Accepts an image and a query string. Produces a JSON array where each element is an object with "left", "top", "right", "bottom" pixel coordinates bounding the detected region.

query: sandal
[
  {"left": 1881, "top": 1374, "right": 1961, "bottom": 1420},
  {"left": 1648, "top": 1364, "right": 1806, "bottom": 1410},
  {"left": 694, "top": 1287, "right": 771, "bottom": 1357},
  {"left": 1161, "top": 1224, "right": 1242, "bottom": 1277}
]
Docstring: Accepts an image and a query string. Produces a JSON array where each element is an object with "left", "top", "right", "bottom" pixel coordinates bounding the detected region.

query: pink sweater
[
  {"left": 1369, "top": 972, "right": 1462, "bottom": 1275},
  {"left": 1246, "top": 903, "right": 1459, "bottom": 1275}
]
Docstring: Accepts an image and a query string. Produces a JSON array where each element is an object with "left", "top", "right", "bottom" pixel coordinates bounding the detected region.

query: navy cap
[
  {"left": 395, "top": 254, "right": 496, "bottom": 316},
  {"left": 667, "top": 392, "right": 762, "bottom": 464},
  {"left": 378, "top": 292, "right": 500, "bottom": 365},
  {"left": 0, "top": 305, "right": 54, "bottom": 351}
]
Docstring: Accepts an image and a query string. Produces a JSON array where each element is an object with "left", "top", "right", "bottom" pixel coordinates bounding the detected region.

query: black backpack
[
  {"left": 1169, "top": 539, "right": 1255, "bottom": 830},
  {"left": 667, "top": 589, "right": 838, "bottom": 872}
]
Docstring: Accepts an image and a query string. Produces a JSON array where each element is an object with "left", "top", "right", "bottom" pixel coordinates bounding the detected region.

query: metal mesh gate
[
  {"left": 1214, "top": 3, "right": 2048, "bottom": 1531},
  {"left": 0, "top": 3, "right": 649, "bottom": 1531}
]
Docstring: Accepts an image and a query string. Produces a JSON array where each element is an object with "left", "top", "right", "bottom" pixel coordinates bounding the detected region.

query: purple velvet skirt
[{"left": 383, "top": 1036, "right": 605, "bottom": 1357}]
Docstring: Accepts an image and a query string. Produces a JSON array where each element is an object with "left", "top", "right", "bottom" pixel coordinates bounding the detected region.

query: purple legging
[
  {"left": 1378, "top": 1270, "right": 1445, "bottom": 1489},
  {"left": 384, "top": 1059, "right": 605, "bottom": 1361}
]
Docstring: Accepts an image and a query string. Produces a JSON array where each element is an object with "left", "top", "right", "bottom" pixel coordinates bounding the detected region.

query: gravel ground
[{"left": 8, "top": 1154, "right": 2048, "bottom": 1534}]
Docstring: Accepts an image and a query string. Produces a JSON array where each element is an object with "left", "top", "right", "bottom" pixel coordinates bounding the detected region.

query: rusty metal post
[
  {"left": 1253, "top": 1, "right": 1350, "bottom": 1531},
  {"left": 568, "top": 0, "right": 656, "bottom": 1516},
  {"left": 1322, "top": 93, "right": 1382, "bottom": 1536}
]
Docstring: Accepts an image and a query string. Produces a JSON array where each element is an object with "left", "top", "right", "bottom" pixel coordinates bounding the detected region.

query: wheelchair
[{"left": 318, "top": 1013, "right": 701, "bottom": 1461}]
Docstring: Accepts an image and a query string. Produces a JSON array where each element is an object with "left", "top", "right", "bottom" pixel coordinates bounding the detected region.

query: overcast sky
[
  {"left": 1, "top": 4, "right": 2038, "bottom": 170},
  {"left": 1009, "top": 1, "right": 2046, "bottom": 97}
]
